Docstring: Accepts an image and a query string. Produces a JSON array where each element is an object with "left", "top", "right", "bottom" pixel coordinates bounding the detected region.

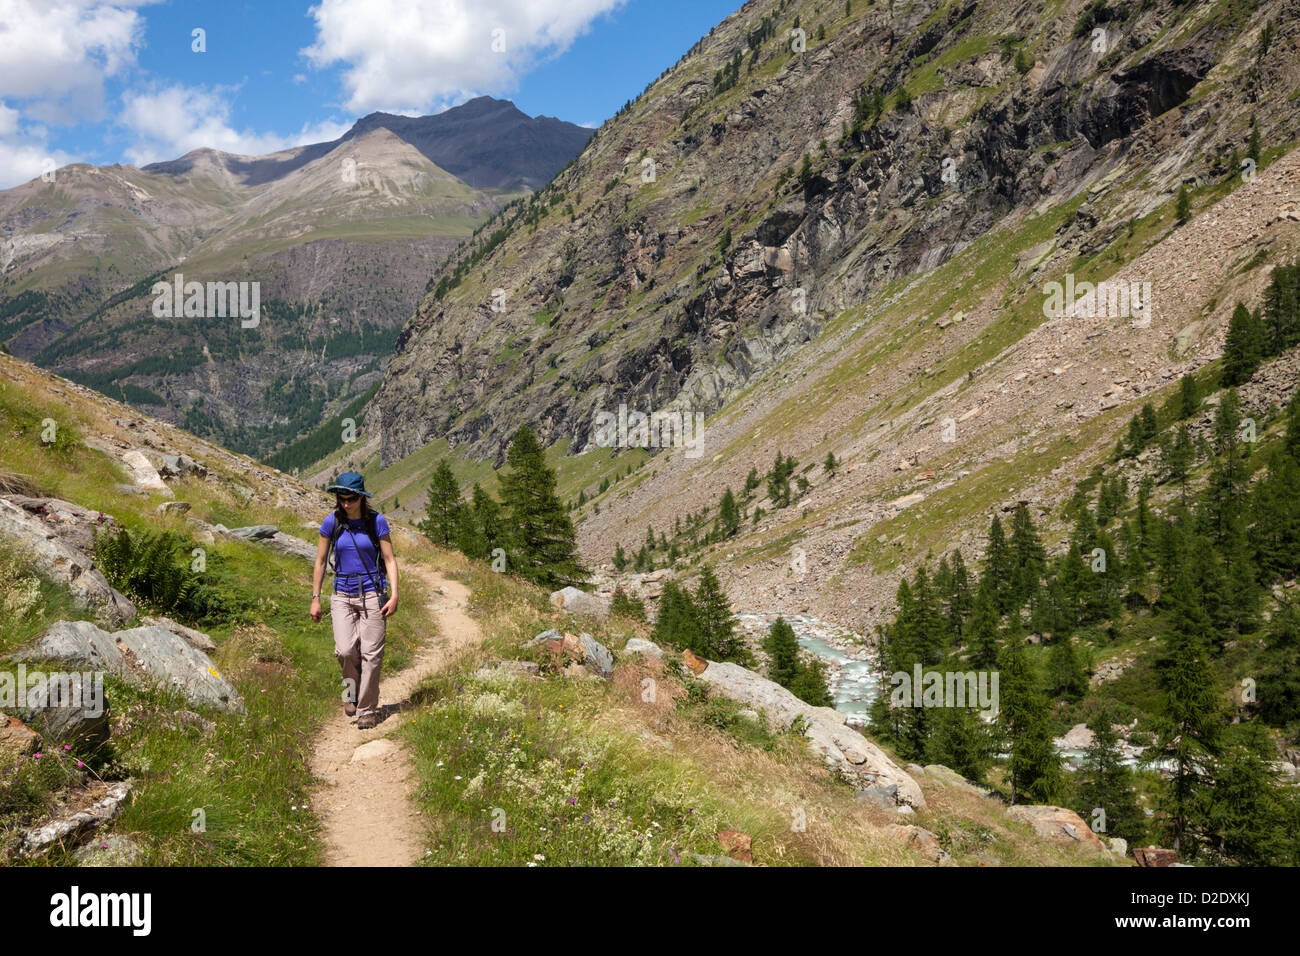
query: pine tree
[
  {"left": 1177, "top": 374, "right": 1200, "bottom": 419},
  {"left": 716, "top": 488, "right": 740, "bottom": 538},
  {"left": 420, "top": 460, "right": 465, "bottom": 548},
  {"left": 946, "top": 549, "right": 972, "bottom": 642},
  {"left": 965, "top": 577, "right": 1001, "bottom": 668},
  {"left": 613, "top": 541, "right": 628, "bottom": 572},
  {"left": 823, "top": 451, "right": 839, "bottom": 475},
  {"left": 1046, "top": 634, "right": 1088, "bottom": 701},
  {"left": 1258, "top": 603, "right": 1300, "bottom": 727},
  {"left": 924, "top": 705, "right": 993, "bottom": 782},
  {"left": 610, "top": 586, "right": 647, "bottom": 621},
  {"left": 985, "top": 515, "right": 1014, "bottom": 612},
  {"left": 1153, "top": 561, "right": 1224, "bottom": 858},
  {"left": 1074, "top": 708, "right": 1146, "bottom": 845},
  {"left": 1205, "top": 721, "right": 1294, "bottom": 865},
  {"left": 651, "top": 580, "right": 701, "bottom": 651},
  {"left": 694, "top": 566, "right": 749, "bottom": 663},
  {"left": 789, "top": 657, "right": 834, "bottom": 707},
  {"left": 498, "top": 426, "right": 586, "bottom": 588},
  {"left": 1174, "top": 183, "right": 1191, "bottom": 224},
  {"left": 1221, "top": 302, "right": 1266, "bottom": 386},
  {"left": 1009, "top": 503, "right": 1047, "bottom": 609},
  {"left": 764, "top": 617, "right": 802, "bottom": 687},
  {"left": 999, "top": 623, "right": 1063, "bottom": 804}
]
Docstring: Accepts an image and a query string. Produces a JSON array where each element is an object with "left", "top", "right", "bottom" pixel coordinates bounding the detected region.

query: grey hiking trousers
[{"left": 330, "top": 589, "right": 386, "bottom": 720}]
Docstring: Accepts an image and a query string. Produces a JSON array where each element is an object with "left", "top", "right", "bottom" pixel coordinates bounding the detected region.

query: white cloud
[
  {"left": 301, "top": 0, "right": 625, "bottom": 114},
  {"left": 0, "top": 102, "right": 77, "bottom": 188},
  {"left": 0, "top": 0, "right": 154, "bottom": 124},
  {"left": 118, "top": 84, "right": 352, "bottom": 165}
]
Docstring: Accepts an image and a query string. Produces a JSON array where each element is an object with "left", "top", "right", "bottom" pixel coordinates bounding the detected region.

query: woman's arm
[
  {"left": 380, "top": 536, "right": 398, "bottom": 618},
  {"left": 310, "top": 534, "right": 330, "bottom": 622}
]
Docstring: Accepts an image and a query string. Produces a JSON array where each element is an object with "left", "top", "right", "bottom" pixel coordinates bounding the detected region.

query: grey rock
[
  {"left": 696, "top": 659, "right": 924, "bottom": 807},
  {"left": 684, "top": 853, "right": 749, "bottom": 867},
  {"left": 140, "top": 615, "right": 217, "bottom": 653},
  {"left": 159, "top": 454, "right": 207, "bottom": 478},
  {"left": 15, "top": 671, "right": 111, "bottom": 750},
  {"left": 526, "top": 629, "right": 562, "bottom": 646},
  {"left": 19, "top": 780, "right": 132, "bottom": 858},
  {"left": 72, "top": 834, "right": 145, "bottom": 866},
  {"left": 11, "top": 620, "right": 244, "bottom": 713},
  {"left": 226, "top": 525, "right": 316, "bottom": 560},
  {"left": 549, "top": 586, "right": 610, "bottom": 619},
  {"left": 156, "top": 501, "right": 192, "bottom": 516},
  {"left": 0, "top": 497, "right": 136, "bottom": 627},
  {"left": 579, "top": 633, "right": 614, "bottom": 678},
  {"left": 623, "top": 637, "right": 663, "bottom": 657},
  {"left": 227, "top": 525, "right": 278, "bottom": 540},
  {"left": 856, "top": 782, "right": 900, "bottom": 808}
]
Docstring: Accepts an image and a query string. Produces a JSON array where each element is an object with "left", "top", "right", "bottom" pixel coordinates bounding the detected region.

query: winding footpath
[{"left": 308, "top": 566, "right": 480, "bottom": 866}]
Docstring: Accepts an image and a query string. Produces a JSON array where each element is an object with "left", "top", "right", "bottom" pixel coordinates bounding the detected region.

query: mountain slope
[
  {"left": 366, "top": 0, "right": 1300, "bottom": 630},
  {"left": 0, "top": 98, "right": 593, "bottom": 460}
]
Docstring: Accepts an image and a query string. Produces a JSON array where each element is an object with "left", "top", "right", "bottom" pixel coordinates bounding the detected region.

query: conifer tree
[
  {"left": 999, "top": 623, "right": 1063, "bottom": 804},
  {"left": 1074, "top": 707, "right": 1146, "bottom": 845},
  {"left": 420, "top": 460, "right": 465, "bottom": 548},
  {"left": 613, "top": 541, "right": 628, "bottom": 571},
  {"left": 1205, "top": 721, "right": 1295, "bottom": 866},
  {"left": 1046, "top": 634, "right": 1088, "bottom": 701},
  {"left": 1176, "top": 373, "right": 1200, "bottom": 419},
  {"left": 924, "top": 705, "right": 993, "bottom": 782},
  {"left": 1009, "top": 503, "right": 1046, "bottom": 609},
  {"left": 790, "top": 657, "right": 834, "bottom": 707},
  {"left": 985, "top": 514, "right": 1014, "bottom": 612},
  {"left": 716, "top": 487, "right": 740, "bottom": 538},
  {"left": 764, "top": 617, "right": 802, "bottom": 687},
  {"left": 651, "top": 580, "right": 701, "bottom": 651},
  {"left": 498, "top": 426, "right": 586, "bottom": 588},
  {"left": 694, "top": 565, "right": 750, "bottom": 663},
  {"left": 1221, "top": 303, "right": 1266, "bottom": 386},
  {"left": 965, "top": 577, "right": 1001, "bottom": 669}
]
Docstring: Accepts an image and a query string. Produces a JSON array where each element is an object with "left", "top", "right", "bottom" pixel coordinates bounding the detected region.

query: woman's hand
[
  {"left": 310, "top": 597, "right": 323, "bottom": 623},
  {"left": 381, "top": 594, "right": 398, "bottom": 618}
]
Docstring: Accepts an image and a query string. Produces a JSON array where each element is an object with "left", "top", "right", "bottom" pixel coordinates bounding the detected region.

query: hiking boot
[
  {"left": 357, "top": 715, "right": 376, "bottom": 730},
  {"left": 344, "top": 702, "right": 356, "bottom": 717}
]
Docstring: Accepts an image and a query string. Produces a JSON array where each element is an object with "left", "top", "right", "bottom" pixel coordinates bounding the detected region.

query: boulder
[
  {"left": 156, "top": 501, "right": 192, "bottom": 516},
  {"left": 1, "top": 495, "right": 116, "bottom": 554},
  {"left": 884, "top": 824, "right": 950, "bottom": 863},
  {"left": 716, "top": 829, "right": 752, "bottom": 863},
  {"left": 159, "top": 454, "right": 207, "bottom": 478},
  {"left": 624, "top": 637, "right": 663, "bottom": 657},
  {"left": 1006, "top": 805, "right": 1107, "bottom": 852},
  {"left": 695, "top": 659, "right": 924, "bottom": 807},
  {"left": 549, "top": 586, "right": 610, "bottom": 619},
  {"left": 681, "top": 649, "right": 708, "bottom": 675},
  {"left": 1107, "top": 837, "right": 1128, "bottom": 858},
  {"left": 14, "top": 671, "right": 111, "bottom": 749},
  {"left": 856, "top": 783, "right": 900, "bottom": 808},
  {"left": 140, "top": 615, "right": 217, "bottom": 653},
  {"left": 72, "top": 834, "right": 145, "bottom": 866},
  {"left": 121, "top": 451, "right": 172, "bottom": 496},
  {"left": 1055, "top": 722, "right": 1095, "bottom": 750},
  {"left": 18, "top": 780, "right": 132, "bottom": 858},
  {"left": 921, "top": 764, "right": 993, "bottom": 797},
  {"left": 1133, "top": 846, "right": 1180, "bottom": 867},
  {"left": 579, "top": 633, "right": 614, "bottom": 678},
  {"left": 226, "top": 525, "right": 317, "bottom": 561},
  {"left": 11, "top": 620, "right": 244, "bottom": 713},
  {"left": 0, "top": 497, "right": 136, "bottom": 627},
  {"left": 0, "top": 712, "right": 42, "bottom": 755}
]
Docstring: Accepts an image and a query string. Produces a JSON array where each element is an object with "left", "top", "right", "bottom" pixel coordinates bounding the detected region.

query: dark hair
[{"left": 333, "top": 495, "right": 376, "bottom": 526}]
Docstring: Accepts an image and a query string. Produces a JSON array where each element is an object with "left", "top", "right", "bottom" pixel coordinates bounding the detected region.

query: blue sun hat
[{"left": 326, "top": 471, "right": 372, "bottom": 498}]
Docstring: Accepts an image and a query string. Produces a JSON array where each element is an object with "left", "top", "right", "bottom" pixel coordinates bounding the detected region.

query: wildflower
[
  {"left": 568, "top": 797, "right": 576, "bottom": 805},
  {"left": 533, "top": 853, "right": 545, "bottom": 861}
]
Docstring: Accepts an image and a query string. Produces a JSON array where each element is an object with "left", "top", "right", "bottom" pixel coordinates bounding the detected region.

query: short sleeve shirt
[{"left": 320, "top": 512, "right": 390, "bottom": 594}]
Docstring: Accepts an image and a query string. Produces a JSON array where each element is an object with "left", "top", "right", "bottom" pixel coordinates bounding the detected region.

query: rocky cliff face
[
  {"left": 374, "top": 0, "right": 1298, "bottom": 465},
  {"left": 370, "top": 0, "right": 1300, "bottom": 631}
]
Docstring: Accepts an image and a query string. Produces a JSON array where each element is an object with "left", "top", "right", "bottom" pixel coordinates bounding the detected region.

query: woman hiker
[{"left": 310, "top": 472, "right": 399, "bottom": 730}]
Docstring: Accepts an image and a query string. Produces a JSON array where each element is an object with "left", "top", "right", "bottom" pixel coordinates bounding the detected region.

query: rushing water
[{"left": 734, "top": 612, "right": 880, "bottom": 723}]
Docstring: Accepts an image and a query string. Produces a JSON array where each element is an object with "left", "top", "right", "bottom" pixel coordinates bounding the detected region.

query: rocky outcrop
[
  {"left": 226, "top": 524, "right": 318, "bottom": 561},
  {"left": 17, "top": 780, "right": 132, "bottom": 859},
  {"left": 1006, "top": 805, "right": 1108, "bottom": 853},
  {"left": 550, "top": 586, "right": 611, "bottom": 619},
  {"left": 0, "top": 497, "right": 136, "bottom": 627},
  {"left": 692, "top": 656, "right": 924, "bottom": 807},
  {"left": 11, "top": 620, "right": 244, "bottom": 713}
]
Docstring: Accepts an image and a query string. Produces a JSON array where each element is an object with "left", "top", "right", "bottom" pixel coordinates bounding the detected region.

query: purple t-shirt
[{"left": 320, "top": 512, "right": 390, "bottom": 594}]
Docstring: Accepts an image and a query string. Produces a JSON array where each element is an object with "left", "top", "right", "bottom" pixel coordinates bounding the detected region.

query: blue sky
[{"left": 0, "top": 0, "right": 741, "bottom": 187}]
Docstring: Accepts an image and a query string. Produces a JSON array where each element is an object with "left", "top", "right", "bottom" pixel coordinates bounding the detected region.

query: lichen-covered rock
[
  {"left": 11, "top": 620, "right": 244, "bottom": 713},
  {"left": 0, "top": 497, "right": 136, "bottom": 627}
]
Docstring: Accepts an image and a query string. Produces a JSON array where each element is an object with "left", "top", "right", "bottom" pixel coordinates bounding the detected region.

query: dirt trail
[{"left": 308, "top": 565, "right": 479, "bottom": 866}]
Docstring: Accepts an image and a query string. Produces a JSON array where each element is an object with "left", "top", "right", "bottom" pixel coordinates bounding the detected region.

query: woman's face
[{"left": 337, "top": 493, "right": 363, "bottom": 518}]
